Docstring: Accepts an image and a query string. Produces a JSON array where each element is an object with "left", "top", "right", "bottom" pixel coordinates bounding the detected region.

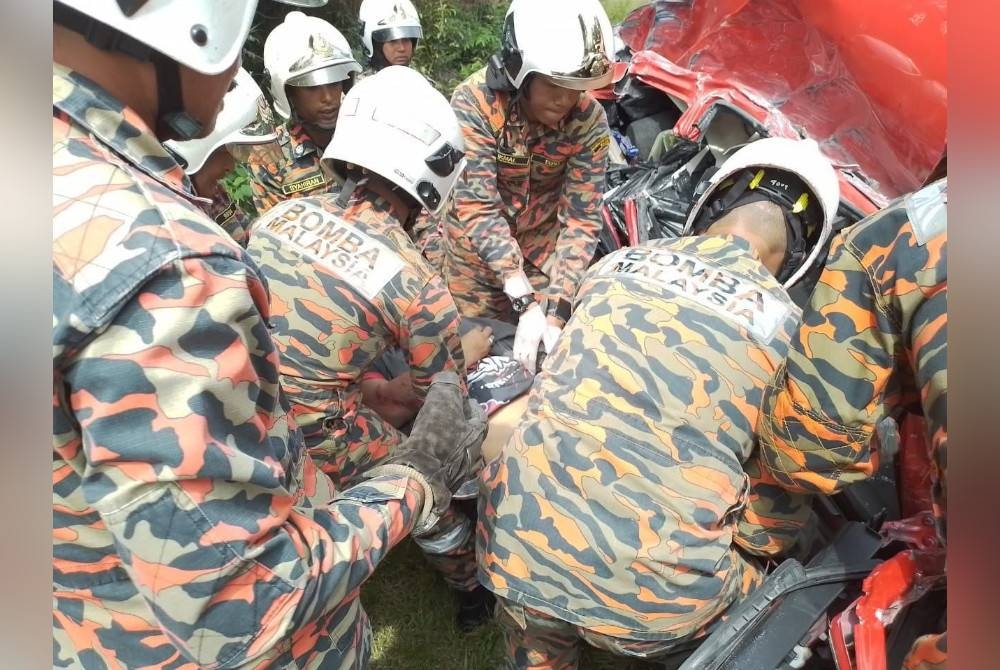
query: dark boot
[{"left": 455, "top": 584, "right": 495, "bottom": 633}]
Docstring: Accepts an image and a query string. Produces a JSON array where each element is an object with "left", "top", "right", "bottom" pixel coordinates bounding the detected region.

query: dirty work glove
[
  {"left": 364, "top": 371, "right": 486, "bottom": 533},
  {"left": 513, "top": 303, "right": 547, "bottom": 374}
]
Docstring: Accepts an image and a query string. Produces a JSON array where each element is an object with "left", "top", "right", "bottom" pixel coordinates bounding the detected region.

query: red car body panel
[{"left": 617, "top": 0, "right": 947, "bottom": 212}]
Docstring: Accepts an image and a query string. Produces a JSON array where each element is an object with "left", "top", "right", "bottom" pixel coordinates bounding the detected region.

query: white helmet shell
[
  {"left": 264, "top": 11, "right": 362, "bottom": 119},
  {"left": 359, "top": 0, "right": 423, "bottom": 60},
  {"left": 165, "top": 68, "right": 277, "bottom": 174},
  {"left": 684, "top": 137, "right": 842, "bottom": 288},
  {"left": 55, "top": 0, "right": 257, "bottom": 75},
  {"left": 323, "top": 66, "right": 466, "bottom": 216},
  {"left": 500, "top": 0, "right": 615, "bottom": 91}
]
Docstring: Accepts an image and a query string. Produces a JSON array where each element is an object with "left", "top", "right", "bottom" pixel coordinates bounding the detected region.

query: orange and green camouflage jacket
[
  {"left": 53, "top": 64, "right": 429, "bottom": 669},
  {"left": 443, "top": 67, "right": 610, "bottom": 316},
  {"left": 758, "top": 179, "right": 948, "bottom": 531},
  {"left": 244, "top": 189, "right": 467, "bottom": 479},
  {"left": 246, "top": 121, "right": 338, "bottom": 216},
  {"left": 478, "top": 235, "right": 810, "bottom": 641}
]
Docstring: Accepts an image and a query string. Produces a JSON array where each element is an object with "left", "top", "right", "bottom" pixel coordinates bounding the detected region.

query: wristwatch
[{"left": 510, "top": 294, "right": 537, "bottom": 314}]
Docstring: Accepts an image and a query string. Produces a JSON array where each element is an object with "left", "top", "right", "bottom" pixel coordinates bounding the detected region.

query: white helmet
[
  {"left": 324, "top": 66, "right": 466, "bottom": 215},
  {"left": 264, "top": 11, "right": 362, "bottom": 119},
  {"left": 359, "top": 0, "right": 423, "bottom": 63},
  {"left": 54, "top": 0, "right": 257, "bottom": 75},
  {"left": 165, "top": 69, "right": 278, "bottom": 174},
  {"left": 498, "top": 0, "right": 615, "bottom": 91},
  {"left": 683, "top": 137, "right": 841, "bottom": 287}
]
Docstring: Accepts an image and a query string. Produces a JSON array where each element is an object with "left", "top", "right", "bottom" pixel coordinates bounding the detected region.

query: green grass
[
  {"left": 362, "top": 538, "right": 663, "bottom": 669},
  {"left": 600, "top": 0, "right": 649, "bottom": 24}
]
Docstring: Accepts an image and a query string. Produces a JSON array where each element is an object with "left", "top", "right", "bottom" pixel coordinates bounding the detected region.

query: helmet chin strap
[
  {"left": 152, "top": 52, "right": 203, "bottom": 141},
  {"left": 54, "top": 3, "right": 203, "bottom": 141}
]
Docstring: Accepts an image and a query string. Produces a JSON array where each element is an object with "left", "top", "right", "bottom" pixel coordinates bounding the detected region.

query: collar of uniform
[
  {"left": 286, "top": 121, "right": 322, "bottom": 159},
  {"left": 52, "top": 63, "right": 201, "bottom": 200}
]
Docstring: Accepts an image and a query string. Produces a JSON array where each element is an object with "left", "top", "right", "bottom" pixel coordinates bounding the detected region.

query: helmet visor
[
  {"left": 288, "top": 62, "right": 361, "bottom": 87},
  {"left": 372, "top": 25, "right": 422, "bottom": 43}
]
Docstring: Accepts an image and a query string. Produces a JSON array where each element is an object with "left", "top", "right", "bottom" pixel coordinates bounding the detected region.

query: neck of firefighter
[
  {"left": 364, "top": 175, "right": 420, "bottom": 225},
  {"left": 706, "top": 200, "right": 788, "bottom": 278},
  {"left": 54, "top": 24, "right": 235, "bottom": 145},
  {"left": 54, "top": 24, "right": 159, "bottom": 132}
]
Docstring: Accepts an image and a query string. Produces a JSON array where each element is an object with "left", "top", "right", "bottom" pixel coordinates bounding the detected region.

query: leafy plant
[
  {"left": 414, "top": 0, "right": 506, "bottom": 94},
  {"left": 222, "top": 163, "right": 258, "bottom": 218}
]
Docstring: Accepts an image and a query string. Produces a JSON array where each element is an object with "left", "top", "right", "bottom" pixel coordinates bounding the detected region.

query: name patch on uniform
[
  {"left": 497, "top": 151, "right": 530, "bottom": 168},
  {"left": 260, "top": 201, "right": 404, "bottom": 300},
  {"left": 281, "top": 173, "right": 328, "bottom": 195},
  {"left": 590, "top": 134, "right": 611, "bottom": 154},
  {"left": 602, "top": 248, "right": 792, "bottom": 344},
  {"left": 531, "top": 154, "right": 565, "bottom": 170}
]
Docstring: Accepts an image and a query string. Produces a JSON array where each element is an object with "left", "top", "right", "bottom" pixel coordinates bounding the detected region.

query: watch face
[{"left": 511, "top": 295, "right": 535, "bottom": 313}]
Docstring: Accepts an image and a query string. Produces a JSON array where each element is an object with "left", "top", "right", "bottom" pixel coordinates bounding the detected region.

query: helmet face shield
[
  {"left": 372, "top": 25, "right": 422, "bottom": 44},
  {"left": 287, "top": 64, "right": 356, "bottom": 88}
]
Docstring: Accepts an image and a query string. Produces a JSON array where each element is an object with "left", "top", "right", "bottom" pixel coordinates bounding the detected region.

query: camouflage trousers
[
  {"left": 493, "top": 556, "right": 765, "bottom": 670},
  {"left": 443, "top": 251, "right": 549, "bottom": 322},
  {"left": 307, "top": 401, "right": 479, "bottom": 592},
  {"left": 902, "top": 632, "right": 947, "bottom": 670}
]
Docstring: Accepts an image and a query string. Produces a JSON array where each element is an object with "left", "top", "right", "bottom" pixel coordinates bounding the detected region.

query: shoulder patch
[
  {"left": 905, "top": 179, "right": 947, "bottom": 246},
  {"left": 258, "top": 200, "right": 404, "bottom": 300},
  {"left": 590, "top": 134, "right": 611, "bottom": 154},
  {"left": 598, "top": 247, "right": 793, "bottom": 344}
]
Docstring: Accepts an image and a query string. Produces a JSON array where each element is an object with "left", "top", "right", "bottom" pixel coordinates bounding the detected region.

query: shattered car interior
[
  {"left": 596, "top": 0, "right": 946, "bottom": 305},
  {"left": 589, "top": 1, "right": 947, "bottom": 668}
]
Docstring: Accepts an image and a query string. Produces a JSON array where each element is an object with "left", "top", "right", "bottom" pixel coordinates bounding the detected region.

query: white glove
[
  {"left": 513, "top": 303, "right": 547, "bottom": 374},
  {"left": 503, "top": 273, "right": 533, "bottom": 299},
  {"left": 542, "top": 322, "right": 562, "bottom": 353}
]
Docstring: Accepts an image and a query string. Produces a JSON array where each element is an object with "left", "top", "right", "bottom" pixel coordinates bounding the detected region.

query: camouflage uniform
[
  {"left": 53, "top": 64, "right": 435, "bottom": 669},
  {"left": 246, "top": 121, "right": 338, "bottom": 216},
  {"left": 478, "top": 235, "right": 812, "bottom": 666},
  {"left": 442, "top": 67, "right": 610, "bottom": 322},
  {"left": 757, "top": 179, "right": 948, "bottom": 670},
  {"left": 204, "top": 181, "right": 253, "bottom": 246},
  {"left": 757, "top": 179, "right": 947, "bottom": 518},
  {"left": 244, "top": 190, "right": 479, "bottom": 591}
]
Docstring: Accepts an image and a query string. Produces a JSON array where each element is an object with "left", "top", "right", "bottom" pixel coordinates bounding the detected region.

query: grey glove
[{"left": 366, "top": 371, "right": 486, "bottom": 530}]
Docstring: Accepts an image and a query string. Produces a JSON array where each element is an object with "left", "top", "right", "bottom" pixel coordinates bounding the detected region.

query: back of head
[
  {"left": 165, "top": 68, "right": 277, "bottom": 174},
  {"left": 323, "top": 66, "right": 466, "bottom": 216},
  {"left": 684, "top": 137, "right": 841, "bottom": 287},
  {"left": 264, "top": 11, "right": 362, "bottom": 119},
  {"left": 54, "top": 0, "right": 259, "bottom": 139},
  {"left": 359, "top": 0, "right": 423, "bottom": 67},
  {"left": 496, "top": 0, "right": 615, "bottom": 92}
]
